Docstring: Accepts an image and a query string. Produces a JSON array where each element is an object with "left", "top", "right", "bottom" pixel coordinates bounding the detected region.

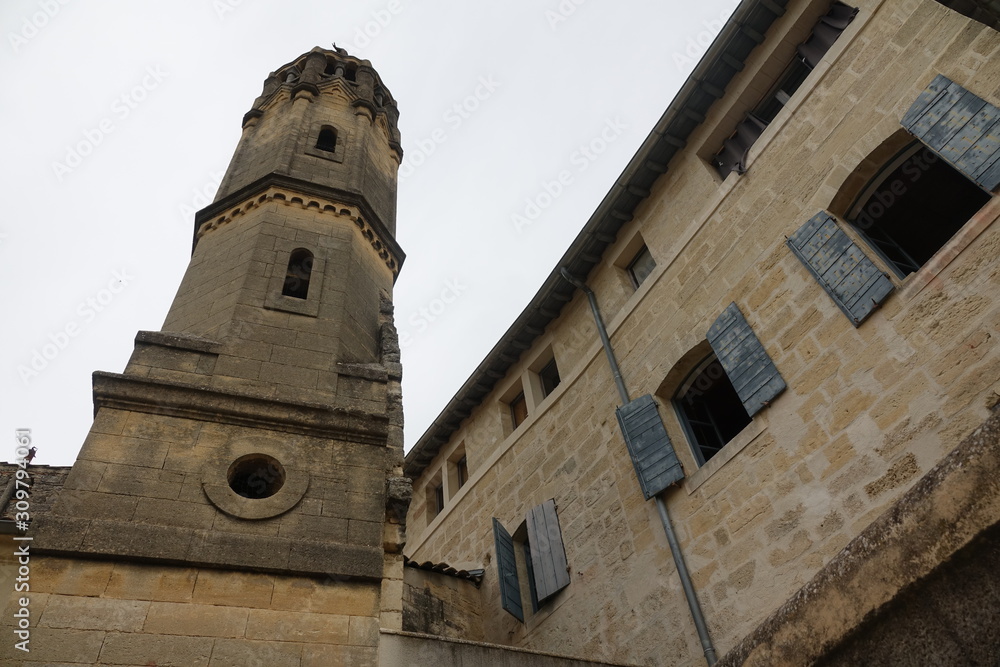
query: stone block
[
  {"left": 143, "top": 601, "right": 249, "bottom": 638},
  {"left": 277, "top": 513, "right": 348, "bottom": 542},
  {"left": 287, "top": 541, "right": 382, "bottom": 579},
  {"left": 7, "top": 628, "right": 105, "bottom": 664},
  {"left": 269, "top": 578, "right": 379, "bottom": 616},
  {"left": 192, "top": 570, "right": 275, "bottom": 608},
  {"left": 98, "top": 632, "right": 214, "bottom": 666},
  {"left": 105, "top": 562, "right": 197, "bottom": 602},
  {"left": 246, "top": 608, "right": 349, "bottom": 644},
  {"left": 29, "top": 557, "right": 113, "bottom": 596},
  {"left": 348, "top": 615, "right": 379, "bottom": 646},
  {"left": 209, "top": 639, "right": 303, "bottom": 667},
  {"left": 39, "top": 595, "right": 149, "bottom": 632},
  {"left": 188, "top": 531, "right": 290, "bottom": 571}
]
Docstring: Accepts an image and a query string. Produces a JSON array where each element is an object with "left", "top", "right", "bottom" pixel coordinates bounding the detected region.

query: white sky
[{"left": 1, "top": 0, "right": 737, "bottom": 465}]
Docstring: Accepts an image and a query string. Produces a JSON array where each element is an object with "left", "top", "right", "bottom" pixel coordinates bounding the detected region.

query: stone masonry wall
[
  {"left": 402, "top": 567, "right": 484, "bottom": 641},
  {"left": 0, "top": 557, "right": 380, "bottom": 666},
  {"left": 406, "top": 1, "right": 1000, "bottom": 665}
]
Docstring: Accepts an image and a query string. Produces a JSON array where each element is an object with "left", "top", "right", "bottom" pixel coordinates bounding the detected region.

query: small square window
[
  {"left": 510, "top": 392, "right": 528, "bottom": 429},
  {"left": 539, "top": 358, "right": 561, "bottom": 397},
  {"left": 628, "top": 245, "right": 656, "bottom": 288}
]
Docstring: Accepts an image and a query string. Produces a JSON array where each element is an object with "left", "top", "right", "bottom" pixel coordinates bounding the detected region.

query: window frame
[
  {"left": 672, "top": 354, "right": 752, "bottom": 467},
  {"left": 844, "top": 141, "right": 993, "bottom": 279},
  {"left": 626, "top": 244, "right": 657, "bottom": 289}
]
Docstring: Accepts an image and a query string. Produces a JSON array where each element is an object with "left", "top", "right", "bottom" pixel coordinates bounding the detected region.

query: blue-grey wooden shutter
[
  {"left": 902, "top": 74, "right": 1000, "bottom": 192},
  {"left": 525, "top": 499, "right": 570, "bottom": 603},
  {"left": 491, "top": 518, "right": 523, "bottom": 622},
  {"left": 707, "top": 303, "right": 785, "bottom": 417},
  {"left": 787, "top": 211, "right": 895, "bottom": 326},
  {"left": 616, "top": 394, "right": 685, "bottom": 500}
]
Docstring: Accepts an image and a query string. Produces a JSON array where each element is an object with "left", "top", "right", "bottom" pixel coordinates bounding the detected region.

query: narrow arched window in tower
[
  {"left": 282, "top": 248, "right": 313, "bottom": 300},
  {"left": 316, "top": 126, "right": 337, "bottom": 153}
]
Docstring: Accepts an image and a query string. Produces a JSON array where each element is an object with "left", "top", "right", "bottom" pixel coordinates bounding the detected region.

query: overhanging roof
[{"left": 405, "top": 0, "right": 790, "bottom": 480}]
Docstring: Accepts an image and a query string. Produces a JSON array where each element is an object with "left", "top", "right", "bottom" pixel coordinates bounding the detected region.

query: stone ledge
[
  {"left": 135, "top": 330, "right": 222, "bottom": 354},
  {"left": 30, "top": 516, "right": 384, "bottom": 580},
  {"left": 719, "top": 405, "right": 1000, "bottom": 666},
  {"left": 92, "top": 371, "right": 388, "bottom": 443}
]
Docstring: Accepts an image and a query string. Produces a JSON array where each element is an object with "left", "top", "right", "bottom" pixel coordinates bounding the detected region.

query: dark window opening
[
  {"left": 456, "top": 455, "right": 469, "bottom": 489},
  {"left": 933, "top": 0, "right": 1000, "bottom": 31},
  {"left": 675, "top": 357, "right": 751, "bottom": 466},
  {"left": 752, "top": 58, "right": 813, "bottom": 125},
  {"left": 522, "top": 541, "right": 541, "bottom": 613},
  {"left": 324, "top": 61, "right": 337, "bottom": 76},
  {"left": 316, "top": 127, "right": 337, "bottom": 153},
  {"left": 282, "top": 248, "right": 314, "bottom": 299},
  {"left": 228, "top": 454, "right": 285, "bottom": 499},
  {"left": 628, "top": 245, "right": 657, "bottom": 288},
  {"left": 848, "top": 144, "right": 991, "bottom": 277},
  {"left": 539, "top": 359, "right": 561, "bottom": 397},
  {"left": 510, "top": 392, "right": 528, "bottom": 429},
  {"left": 712, "top": 2, "right": 857, "bottom": 178},
  {"left": 433, "top": 483, "right": 445, "bottom": 516},
  {"left": 345, "top": 67, "right": 357, "bottom": 82}
]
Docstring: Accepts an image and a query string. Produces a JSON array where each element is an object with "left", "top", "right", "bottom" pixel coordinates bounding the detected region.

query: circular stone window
[{"left": 227, "top": 454, "right": 285, "bottom": 499}]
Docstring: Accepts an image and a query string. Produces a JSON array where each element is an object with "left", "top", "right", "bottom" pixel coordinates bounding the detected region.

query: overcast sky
[{"left": 1, "top": 0, "right": 738, "bottom": 465}]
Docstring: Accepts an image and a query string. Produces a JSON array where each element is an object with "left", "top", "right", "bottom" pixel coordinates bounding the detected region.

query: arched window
[
  {"left": 282, "top": 248, "right": 313, "bottom": 299},
  {"left": 315, "top": 126, "right": 337, "bottom": 153},
  {"left": 673, "top": 354, "right": 751, "bottom": 466},
  {"left": 846, "top": 141, "right": 991, "bottom": 277}
]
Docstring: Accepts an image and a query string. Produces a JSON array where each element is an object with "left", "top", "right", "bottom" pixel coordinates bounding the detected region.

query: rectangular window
[
  {"left": 539, "top": 358, "right": 561, "bottom": 397},
  {"left": 433, "top": 483, "right": 444, "bottom": 516},
  {"left": 711, "top": 2, "right": 858, "bottom": 178},
  {"left": 456, "top": 455, "right": 469, "bottom": 489},
  {"left": 510, "top": 392, "right": 528, "bottom": 429},
  {"left": 628, "top": 245, "right": 657, "bottom": 288},
  {"left": 492, "top": 499, "right": 571, "bottom": 623}
]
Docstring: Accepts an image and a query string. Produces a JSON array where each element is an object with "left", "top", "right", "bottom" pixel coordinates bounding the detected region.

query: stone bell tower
[{"left": 21, "top": 47, "right": 411, "bottom": 665}]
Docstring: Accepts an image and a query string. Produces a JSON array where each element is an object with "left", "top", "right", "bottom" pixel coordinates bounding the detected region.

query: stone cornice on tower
[
  {"left": 193, "top": 172, "right": 405, "bottom": 279},
  {"left": 247, "top": 46, "right": 402, "bottom": 159}
]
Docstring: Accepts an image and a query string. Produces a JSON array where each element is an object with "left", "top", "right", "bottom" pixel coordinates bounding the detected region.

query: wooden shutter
[
  {"left": 525, "top": 500, "right": 570, "bottom": 603},
  {"left": 707, "top": 303, "right": 786, "bottom": 417},
  {"left": 787, "top": 211, "right": 894, "bottom": 326},
  {"left": 902, "top": 74, "right": 1000, "bottom": 192},
  {"left": 616, "top": 394, "right": 685, "bottom": 500},
  {"left": 492, "top": 518, "right": 523, "bottom": 622}
]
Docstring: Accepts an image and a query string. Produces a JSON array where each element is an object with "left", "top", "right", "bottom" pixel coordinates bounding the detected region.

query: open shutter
[
  {"left": 492, "top": 518, "right": 523, "bottom": 622},
  {"left": 902, "top": 74, "right": 1000, "bottom": 192},
  {"left": 787, "top": 211, "right": 894, "bottom": 326},
  {"left": 525, "top": 500, "right": 570, "bottom": 603},
  {"left": 616, "top": 394, "right": 685, "bottom": 499},
  {"left": 707, "top": 303, "right": 785, "bottom": 417}
]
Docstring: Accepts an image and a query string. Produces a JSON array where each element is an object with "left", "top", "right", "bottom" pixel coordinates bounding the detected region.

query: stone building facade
[
  {"left": 404, "top": 0, "right": 1000, "bottom": 664},
  {"left": 3, "top": 1, "right": 1000, "bottom": 665}
]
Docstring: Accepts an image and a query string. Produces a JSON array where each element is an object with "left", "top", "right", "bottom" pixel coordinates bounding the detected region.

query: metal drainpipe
[{"left": 559, "top": 268, "right": 718, "bottom": 666}]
